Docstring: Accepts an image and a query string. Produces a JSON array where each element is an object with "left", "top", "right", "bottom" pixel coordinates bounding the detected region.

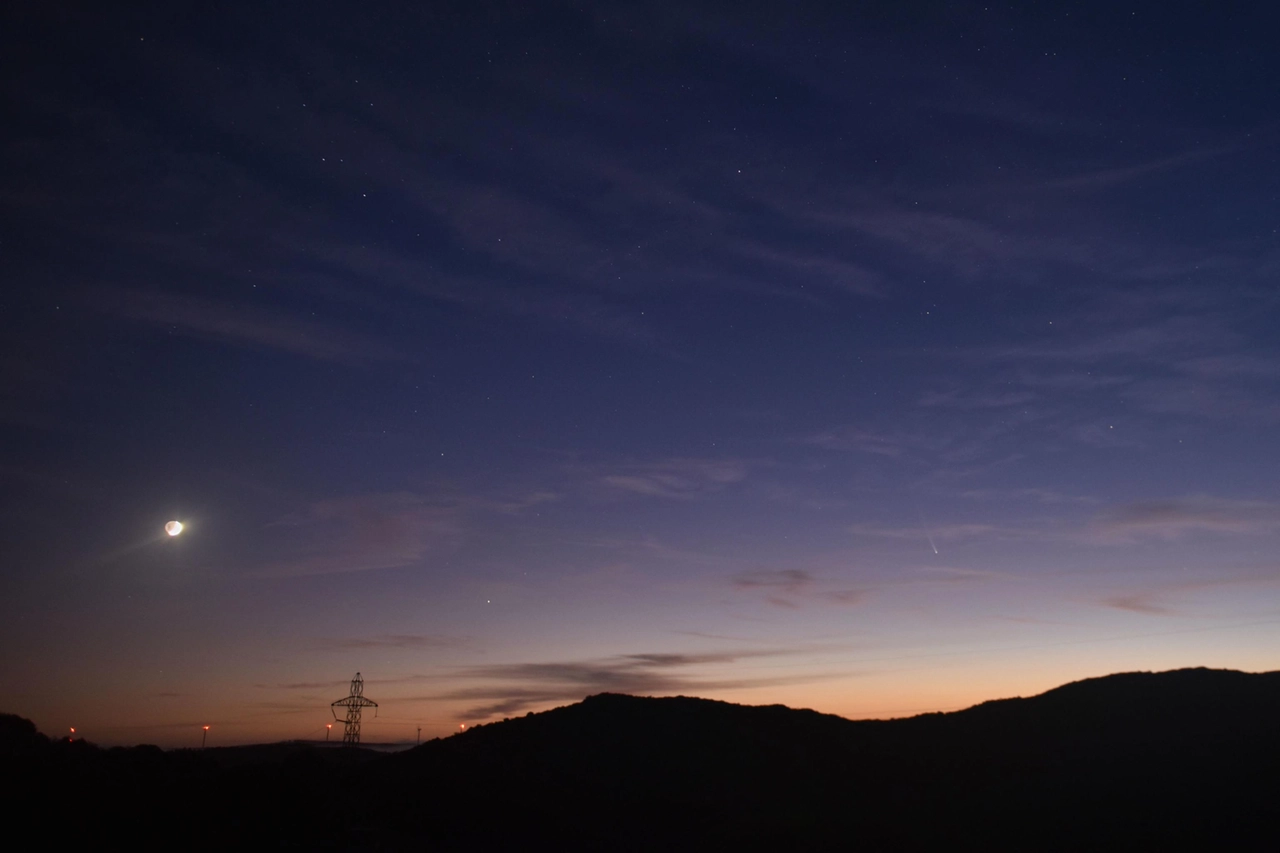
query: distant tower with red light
[{"left": 330, "top": 673, "right": 378, "bottom": 745}]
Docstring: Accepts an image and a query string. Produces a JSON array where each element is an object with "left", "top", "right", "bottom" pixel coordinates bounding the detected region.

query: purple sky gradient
[{"left": 3, "top": 1, "right": 1279, "bottom": 746}]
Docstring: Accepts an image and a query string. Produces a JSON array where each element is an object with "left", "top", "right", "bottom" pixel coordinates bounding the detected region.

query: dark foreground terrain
[{"left": 6, "top": 667, "right": 1280, "bottom": 850}]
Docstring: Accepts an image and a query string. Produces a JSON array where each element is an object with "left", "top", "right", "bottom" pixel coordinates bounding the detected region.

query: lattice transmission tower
[{"left": 331, "top": 672, "right": 378, "bottom": 745}]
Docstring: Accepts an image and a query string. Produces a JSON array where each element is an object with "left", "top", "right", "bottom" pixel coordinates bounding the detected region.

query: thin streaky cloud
[
  {"left": 325, "top": 634, "right": 469, "bottom": 651},
  {"left": 850, "top": 522, "right": 1006, "bottom": 542},
  {"left": 1030, "top": 139, "right": 1249, "bottom": 193},
  {"left": 801, "top": 428, "right": 904, "bottom": 456},
  {"left": 1099, "top": 593, "right": 1176, "bottom": 616},
  {"left": 730, "top": 569, "right": 870, "bottom": 610},
  {"left": 253, "top": 492, "right": 463, "bottom": 578},
  {"left": 730, "top": 569, "right": 813, "bottom": 593},
  {"left": 88, "top": 289, "right": 401, "bottom": 364},
  {"left": 425, "top": 648, "right": 835, "bottom": 718},
  {"left": 596, "top": 458, "right": 751, "bottom": 500},
  {"left": 1091, "top": 496, "right": 1280, "bottom": 543}
]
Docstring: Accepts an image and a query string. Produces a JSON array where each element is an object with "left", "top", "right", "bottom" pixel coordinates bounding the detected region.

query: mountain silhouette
[
  {"left": 364, "top": 667, "right": 1280, "bottom": 850},
  {"left": 7, "top": 667, "right": 1280, "bottom": 850}
]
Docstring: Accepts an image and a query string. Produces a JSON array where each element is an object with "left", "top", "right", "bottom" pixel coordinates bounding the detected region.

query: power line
[{"left": 330, "top": 672, "right": 378, "bottom": 745}]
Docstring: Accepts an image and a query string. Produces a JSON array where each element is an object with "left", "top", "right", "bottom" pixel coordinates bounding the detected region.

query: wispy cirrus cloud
[
  {"left": 247, "top": 483, "right": 562, "bottom": 578},
  {"left": 1029, "top": 140, "right": 1245, "bottom": 194},
  {"left": 467, "top": 490, "right": 562, "bottom": 515},
  {"left": 849, "top": 522, "right": 1006, "bottom": 542},
  {"left": 324, "top": 634, "right": 468, "bottom": 651},
  {"left": 917, "top": 389, "right": 1038, "bottom": 409},
  {"left": 427, "top": 648, "right": 828, "bottom": 718},
  {"left": 1094, "top": 570, "right": 1280, "bottom": 616},
  {"left": 254, "top": 492, "right": 463, "bottom": 577},
  {"left": 1090, "top": 496, "right": 1280, "bottom": 543},
  {"left": 731, "top": 569, "right": 813, "bottom": 594},
  {"left": 824, "top": 588, "right": 871, "bottom": 605},
  {"left": 259, "top": 681, "right": 344, "bottom": 691},
  {"left": 1099, "top": 592, "right": 1175, "bottom": 616},
  {"left": 958, "top": 487, "right": 1097, "bottom": 505},
  {"left": 986, "top": 315, "right": 1242, "bottom": 366},
  {"left": 801, "top": 428, "right": 906, "bottom": 457},
  {"left": 597, "top": 458, "right": 751, "bottom": 499},
  {"left": 797, "top": 423, "right": 1008, "bottom": 469},
  {"left": 88, "top": 289, "right": 401, "bottom": 363},
  {"left": 918, "top": 566, "right": 1007, "bottom": 584},
  {"left": 730, "top": 569, "right": 868, "bottom": 608}
]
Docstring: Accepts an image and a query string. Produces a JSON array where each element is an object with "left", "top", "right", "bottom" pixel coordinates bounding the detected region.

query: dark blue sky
[{"left": 4, "top": 1, "right": 1280, "bottom": 745}]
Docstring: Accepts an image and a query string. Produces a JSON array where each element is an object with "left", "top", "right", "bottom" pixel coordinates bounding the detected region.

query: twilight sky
[{"left": 3, "top": 1, "right": 1280, "bottom": 747}]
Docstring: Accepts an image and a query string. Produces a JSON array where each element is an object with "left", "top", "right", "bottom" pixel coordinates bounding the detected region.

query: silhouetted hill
[
  {"left": 363, "top": 667, "right": 1280, "bottom": 850},
  {"left": 176, "top": 739, "right": 386, "bottom": 769},
  {"left": 7, "top": 668, "right": 1280, "bottom": 850},
  {"left": 0, "top": 712, "right": 48, "bottom": 756}
]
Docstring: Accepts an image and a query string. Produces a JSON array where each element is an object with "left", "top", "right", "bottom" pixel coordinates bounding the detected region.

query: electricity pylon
[{"left": 331, "top": 672, "right": 377, "bottom": 745}]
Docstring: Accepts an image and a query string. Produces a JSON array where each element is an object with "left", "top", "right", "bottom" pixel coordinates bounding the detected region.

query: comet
[{"left": 918, "top": 507, "right": 938, "bottom": 555}]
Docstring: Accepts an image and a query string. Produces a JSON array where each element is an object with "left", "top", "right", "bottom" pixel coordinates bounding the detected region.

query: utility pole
[
  {"left": 202, "top": 725, "right": 210, "bottom": 748},
  {"left": 330, "top": 673, "right": 378, "bottom": 745},
  {"left": 417, "top": 726, "right": 421, "bottom": 745},
  {"left": 326, "top": 723, "right": 332, "bottom": 742}
]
